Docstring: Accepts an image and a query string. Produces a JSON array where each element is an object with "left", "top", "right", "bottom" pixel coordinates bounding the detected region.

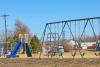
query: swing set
[{"left": 39, "top": 17, "right": 100, "bottom": 59}]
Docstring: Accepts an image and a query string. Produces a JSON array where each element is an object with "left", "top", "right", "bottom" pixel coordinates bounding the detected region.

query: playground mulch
[{"left": 0, "top": 58, "right": 100, "bottom": 67}]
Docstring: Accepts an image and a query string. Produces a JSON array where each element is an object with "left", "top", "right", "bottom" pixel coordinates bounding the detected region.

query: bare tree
[{"left": 14, "top": 19, "right": 30, "bottom": 37}]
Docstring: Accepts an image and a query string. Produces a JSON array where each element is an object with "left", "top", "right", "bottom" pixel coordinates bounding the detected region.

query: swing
[
  {"left": 79, "top": 20, "right": 96, "bottom": 57},
  {"left": 77, "top": 43, "right": 85, "bottom": 58},
  {"left": 95, "top": 41, "right": 100, "bottom": 51},
  {"left": 69, "top": 20, "right": 87, "bottom": 58},
  {"left": 70, "top": 21, "right": 77, "bottom": 58},
  {"left": 70, "top": 41, "right": 77, "bottom": 58},
  {"left": 95, "top": 41, "right": 100, "bottom": 56},
  {"left": 80, "top": 52, "right": 85, "bottom": 56},
  {"left": 94, "top": 20, "right": 100, "bottom": 56},
  {"left": 68, "top": 22, "right": 76, "bottom": 57},
  {"left": 78, "top": 20, "right": 87, "bottom": 58},
  {"left": 71, "top": 49, "right": 76, "bottom": 57}
]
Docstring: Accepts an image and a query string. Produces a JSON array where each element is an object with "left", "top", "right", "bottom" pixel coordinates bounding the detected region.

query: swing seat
[
  {"left": 94, "top": 52, "right": 100, "bottom": 56},
  {"left": 71, "top": 52, "right": 76, "bottom": 57},
  {"left": 80, "top": 52, "right": 85, "bottom": 56},
  {"left": 96, "top": 45, "right": 100, "bottom": 51}
]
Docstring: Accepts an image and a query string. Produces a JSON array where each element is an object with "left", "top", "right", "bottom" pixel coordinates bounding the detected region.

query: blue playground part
[
  {"left": 9, "top": 39, "right": 24, "bottom": 58},
  {"left": 96, "top": 43, "right": 100, "bottom": 51},
  {"left": 25, "top": 43, "right": 32, "bottom": 57}
]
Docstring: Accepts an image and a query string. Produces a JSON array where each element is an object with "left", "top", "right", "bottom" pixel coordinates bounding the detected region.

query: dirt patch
[{"left": 0, "top": 58, "right": 100, "bottom": 67}]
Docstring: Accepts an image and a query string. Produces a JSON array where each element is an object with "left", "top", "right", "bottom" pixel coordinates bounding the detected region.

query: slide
[
  {"left": 25, "top": 43, "right": 32, "bottom": 57},
  {"left": 9, "top": 39, "right": 24, "bottom": 58}
]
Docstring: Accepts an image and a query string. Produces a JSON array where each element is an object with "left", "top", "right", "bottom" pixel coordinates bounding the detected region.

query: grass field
[
  {"left": 14, "top": 51, "right": 100, "bottom": 58},
  {"left": 0, "top": 58, "right": 100, "bottom": 67},
  {"left": 0, "top": 51, "right": 100, "bottom": 67}
]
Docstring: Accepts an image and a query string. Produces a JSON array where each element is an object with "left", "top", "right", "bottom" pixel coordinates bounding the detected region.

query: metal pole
[{"left": 1, "top": 14, "right": 9, "bottom": 54}]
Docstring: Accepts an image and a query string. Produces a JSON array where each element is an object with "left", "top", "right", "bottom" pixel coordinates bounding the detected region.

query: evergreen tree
[{"left": 30, "top": 35, "right": 41, "bottom": 53}]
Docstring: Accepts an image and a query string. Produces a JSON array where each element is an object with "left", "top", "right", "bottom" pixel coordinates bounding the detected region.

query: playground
[
  {"left": 0, "top": 17, "right": 100, "bottom": 67},
  {"left": 0, "top": 0, "right": 100, "bottom": 67}
]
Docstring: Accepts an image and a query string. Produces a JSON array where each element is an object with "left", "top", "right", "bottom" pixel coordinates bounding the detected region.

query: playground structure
[
  {"left": 0, "top": 17, "right": 100, "bottom": 59},
  {"left": 40, "top": 17, "right": 100, "bottom": 59},
  {"left": 8, "top": 34, "right": 32, "bottom": 58},
  {"left": 0, "top": 34, "right": 32, "bottom": 58}
]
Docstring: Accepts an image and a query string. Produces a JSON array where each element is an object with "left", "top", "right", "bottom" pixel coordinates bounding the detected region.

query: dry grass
[
  {"left": 0, "top": 58, "right": 100, "bottom": 67},
  {"left": 0, "top": 51, "right": 100, "bottom": 67},
  {"left": 19, "top": 51, "right": 99, "bottom": 58}
]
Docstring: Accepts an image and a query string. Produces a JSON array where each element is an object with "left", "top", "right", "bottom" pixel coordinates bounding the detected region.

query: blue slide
[{"left": 9, "top": 39, "right": 24, "bottom": 58}]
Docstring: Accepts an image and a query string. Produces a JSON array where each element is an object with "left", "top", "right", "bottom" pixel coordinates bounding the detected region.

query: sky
[{"left": 0, "top": 0, "right": 100, "bottom": 38}]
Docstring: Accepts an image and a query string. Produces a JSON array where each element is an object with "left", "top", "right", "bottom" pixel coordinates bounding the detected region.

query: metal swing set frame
[{"left": 39, "top": 17, "right": 100, "bottom": 59}]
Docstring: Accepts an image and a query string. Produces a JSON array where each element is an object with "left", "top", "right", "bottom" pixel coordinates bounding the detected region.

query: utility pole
[{"left": 1, "top": 14, "right": 9, "bottom": 55}]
